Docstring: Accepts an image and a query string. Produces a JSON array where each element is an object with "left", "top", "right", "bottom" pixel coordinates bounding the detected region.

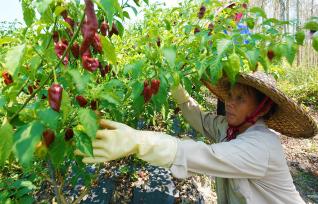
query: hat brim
[{"left": 201, "top": 73, "right": 318, "bottom": 138}]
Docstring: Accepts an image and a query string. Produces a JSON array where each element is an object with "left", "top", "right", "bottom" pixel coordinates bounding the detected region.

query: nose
[{"left": 225, "top": 97, "right": 235, "bottom": 109}]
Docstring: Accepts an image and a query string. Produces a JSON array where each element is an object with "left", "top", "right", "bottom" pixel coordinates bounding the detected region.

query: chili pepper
[
  {"left": 64, "top": 128, "right": 74, "bottom": 141},
  {"left": 81, "top": 50, "right": 99, "bottom": 72},
  {"left": 92, "top": 33, "right": 103, "bottom": 53},
  {"left": 100, "top": 21, "right": 109, "bottom": 36},
  {"left": 108, "top": 23, "right": 119, "bottom": 37},
  {"left": 80, "top": 0, "right": 98, "bottom": 54},
  {"left": 142, "top": 80, "right": 152, "bottom": 103},
  {"left": 2, "top": 71, "right": 13, "bottom": 85},
  {"left": 198, "top": 5, "right": 206, "bottom": 19},
  {"left": 150, "top": 79, "right": 160, "bottom": 95},
  {"left": 267, "top": 50, "right": 275, "bottom": 61},
  {"left": 43, "top": 129, "right": 55, "bottom": 147},
  {"left": 156, "top": 37, "right": 161, "bottom": 47},
  {"left": 76, "top": 95, "right": 88, "bottom": 107},
  {"left": 194, "top": 27, "right": 200, "bottom": 34},
  {"left": 48, "top": 83, "right": 63, "bottom": 112},
  {"left": 28, "top": 85, "right": 33, "bottom": 94},
  {"left": 71, "top": 42, "right": 80, "bottom": 59},
  {"left": 61, "top": 10, "right": 68, "bottom": 19},
  {"left": 90, "top": 100, "right": 97, "bottom": 110},
  {"left": 53, "top": 31, "right": 59, "bottom": 43},
  {"left": 54, "top": 40, "right": 69, "bottom": 65}
]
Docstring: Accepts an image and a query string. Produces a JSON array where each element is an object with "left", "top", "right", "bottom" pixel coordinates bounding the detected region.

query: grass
[{"left": 274, "top": 65, "right": 318, "bottom": 110}]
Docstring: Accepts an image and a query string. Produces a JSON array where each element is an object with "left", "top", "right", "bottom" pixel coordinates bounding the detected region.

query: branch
[{"left": 8, "top": 12, "right": 86, "bottom": 122}]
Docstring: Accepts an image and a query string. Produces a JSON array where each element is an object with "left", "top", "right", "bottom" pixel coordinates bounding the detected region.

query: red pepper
[
  {"left": 76, "top": 95, "right": 88, "bottom": 107},
  {"left": 108, "top": 23, "right": 119, "bottom": 37},
  {"left": 92, "top": 33, "right": 103, "bottom": 53},
  {"left": 28, "top": 85, "right": 33, "bottom": 94},
  {"left": 48, "top": 83, "right": 63, "bottom": 112},
  {"left": 80, "top": 0, "right": 98, "bottom": 54},
  {"left": 150, "top": 79, "right": 160, "bottom": 95},
  {"left": 81, "top": 50, "right": 99, "bottom": 72},
  {"left": 53, "top": 31, "right": 59, "bottom": 43},
  {"left": 142, "top": 80, "right": 152, "bottom": 103},
  {"left": 61, "top": 10, "right": 68, "bottom": 19},
  {"left": 64, "top": 128, "right": 74, "bottom": 141},
  {"left": 90, "top": 100, "right": 97, "bottom": 110},
  {"left": 71, "top": 42, "right": 80, "bottom": 59},
  {"left": 100, "top": 21, "right": 109, "bottom": 36},
  {"left": 267, "top": 50, "right": 275, "bottom": 61},
  {"left": 54, "top": 41, "right": 69, "bottom": 65},
  {"left": 2, "top": 71, "right": 13, "bottom": 85},
  {"left": 43, "top": 129, "right": 55, "bottom": 147},
  {"left": 99, "top": 63, "right": 111, "bottom": 77}
]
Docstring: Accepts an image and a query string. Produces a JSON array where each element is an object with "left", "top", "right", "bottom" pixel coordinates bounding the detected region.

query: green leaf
[
  {"left": 99, "top": 0, "right": 123, "bottom": 26},
  {"left": 295, "top": 30, "right": 305, "bottom": 45},
  {"left": 101, "top": 35, "right": 117, "bottom": 64},
  {"left": 13, "top": 121, "right": 44, "bottom": 166},
  {"left": 5, "top": 44, "right": 26, "bottom": 77},
  {"left": 78, "top": 109, "right": 97, "bottom": 139},
  {"left": 162, "top": 47, "right": 176, "bottom": 67},
  {"left": 0, "top": 123, "right": 14, "bottom": 166},
  {"left": 313, "top": 33, "right": 318, "bottom": 52},
  {"left": 33, "top": 0, "right": 53, "bottom": 15},
  {"left": 250, "top": 7, "right": 267, "bottom": 18},
  {"left": 224, "top": 53, "right": 240, "bottom": 85},
  {"left": 75, "top": 131, "right": 93, "bottom": 157},
  {"left": 22, "top": 0, "right": 35, "bottom": 26},
  {"left": 304, "top": 21, "right": 318, "bottom": 31},
  {"left": 0, "top": 95, "right": 6, "bottom": 109},
  {"left": 37, "top": 109, "right": 60, "bottom": 130},
  {"left": 246, "top": 49, "right": 260, "bottom": 71},
  {"left": 282, "top": 40, "right": 297, "bottom": 65},
  {"left": 100, "top": 92, "right": 121, "bottom": 105},
  {"left": 49, "top": 136, "right": 66, "bottom": 167},
  {"left": 67, "top": 69, "right": 88, "bottom": 92},
  {"left": 60, "top": 91, "right": 72, "bottom": 123},
  {"left": 210, "top": 62, "right": 223, "bottom": 85},
  {"left": 124, "top": 61, "right": 144, "bottom": 78},
  {"left": 131, "top": 81, "right": 143, "bottom": 100},
  {"left": 217, "top": 39, "right": 231, "bottom": 59}
]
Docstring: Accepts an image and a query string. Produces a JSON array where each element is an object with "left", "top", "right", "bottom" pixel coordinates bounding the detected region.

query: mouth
[{"left": 226, "top": 111, "right": 235, "bottom": 118}]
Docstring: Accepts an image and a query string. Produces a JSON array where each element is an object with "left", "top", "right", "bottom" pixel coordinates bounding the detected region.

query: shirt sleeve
[
  {"left": 178, "top": 97, "right": 228, "bottom": 143},
  {"left": 170, "top": 133, "right": 270, "bottom": 179}
]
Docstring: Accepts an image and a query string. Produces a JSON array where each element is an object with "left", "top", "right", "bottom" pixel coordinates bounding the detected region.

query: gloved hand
[
  {"left": 171, "top": 84, "right": 190, "bottom": 105},
  {"left": 75, "top": 119, "right": 178, "bottom": 168}
]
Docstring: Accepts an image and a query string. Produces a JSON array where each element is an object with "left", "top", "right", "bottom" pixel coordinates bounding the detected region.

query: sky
[{"left": 0, "top": 0, "right": 182, "bottom": 25}]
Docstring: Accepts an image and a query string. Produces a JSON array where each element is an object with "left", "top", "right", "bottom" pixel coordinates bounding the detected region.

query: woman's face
[{"left": 225, "top": 84, "right": 259, "bottom": 126}]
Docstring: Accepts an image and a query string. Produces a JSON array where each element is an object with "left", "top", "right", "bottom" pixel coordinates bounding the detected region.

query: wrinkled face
[{"left": 225, "top": 84, "right": 259, "bottom": 126}]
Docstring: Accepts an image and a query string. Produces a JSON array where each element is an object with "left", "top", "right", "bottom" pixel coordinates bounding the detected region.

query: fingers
[
  {"left": 96, "top": 129, "right": 116, "bottom": 140},
  {"left": 99, "top": 119, "right": 121, "bottom": 130}
]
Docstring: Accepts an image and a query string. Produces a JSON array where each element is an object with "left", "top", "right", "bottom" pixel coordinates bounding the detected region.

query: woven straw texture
[{"left": 201, "top": 72, "right": 318, "bottom": 138}]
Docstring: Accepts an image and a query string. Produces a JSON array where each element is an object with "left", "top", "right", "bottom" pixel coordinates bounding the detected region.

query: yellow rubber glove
[
  {"left": 75, "top": 119, "right": 178, "bottom": 168},
  {"left": 170, "top": 84, "right": 190, "bottom": 105}
]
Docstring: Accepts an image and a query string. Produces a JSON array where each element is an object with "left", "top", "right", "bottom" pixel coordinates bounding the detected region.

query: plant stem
[
  {"left": 47, "top": 158, "right": 62, "bottom": 204},
  {"left": 8, "top": 12, "right": 86, "bottom": 122}
]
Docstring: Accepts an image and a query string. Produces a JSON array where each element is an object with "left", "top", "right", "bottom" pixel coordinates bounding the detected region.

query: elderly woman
[{"left": 76, "top": 72, "right": 317, "bottom": 204}]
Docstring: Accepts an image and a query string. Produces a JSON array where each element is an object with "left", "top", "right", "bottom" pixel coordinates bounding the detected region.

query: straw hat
[{"left": 201, "top": 72, "right": 318, "bottom": 138}]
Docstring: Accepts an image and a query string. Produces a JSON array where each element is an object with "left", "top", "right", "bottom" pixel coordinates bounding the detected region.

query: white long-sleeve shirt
[{"left": 170, "top": 96, "right": 305, "bottom": 204}]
